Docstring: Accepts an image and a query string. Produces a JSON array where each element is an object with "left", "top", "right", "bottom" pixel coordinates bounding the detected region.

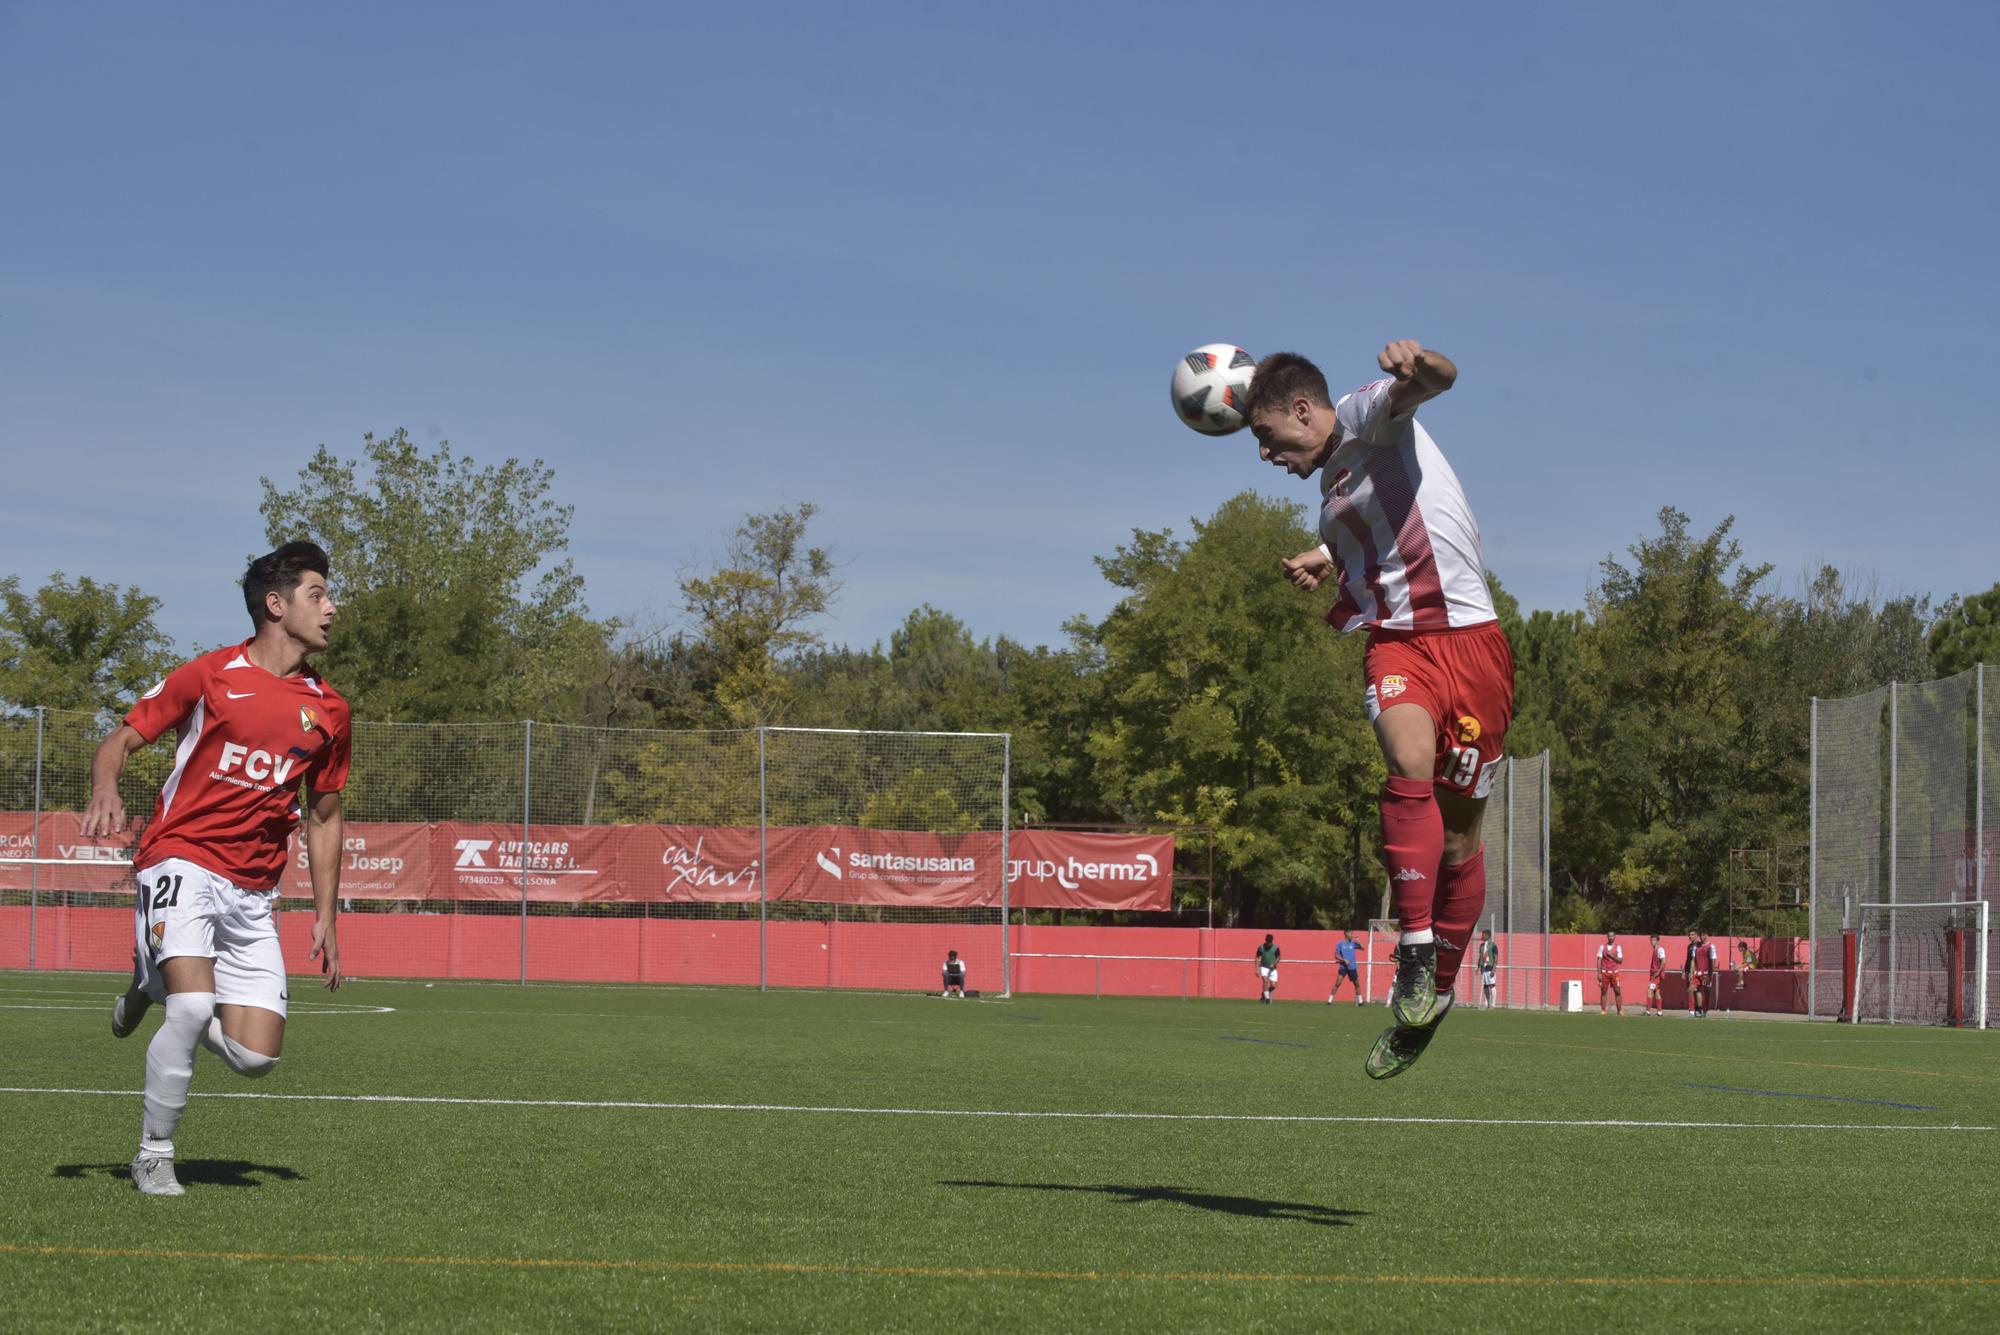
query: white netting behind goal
[{"left": 1853, "top": 901, "right": 1988, "bottom": 1028}]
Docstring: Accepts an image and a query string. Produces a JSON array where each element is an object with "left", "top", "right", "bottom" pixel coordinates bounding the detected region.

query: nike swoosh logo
[{"left": 226, "top": 690, "right": 255, "bottom": 699}]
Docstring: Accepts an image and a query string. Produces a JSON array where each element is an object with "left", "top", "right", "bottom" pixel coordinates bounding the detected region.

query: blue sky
[{"left": 3, "top": 1, "right": 1995, "bottom": 657}]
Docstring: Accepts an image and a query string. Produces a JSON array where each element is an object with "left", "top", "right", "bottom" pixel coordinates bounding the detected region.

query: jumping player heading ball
[{"left": 1242, "top": 341, "right": 1515, "bottom": 1078}]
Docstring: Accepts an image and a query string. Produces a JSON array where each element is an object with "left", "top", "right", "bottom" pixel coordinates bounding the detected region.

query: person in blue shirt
[{"left": 1327, "top": 930, "right": 1363, "bottom": 1006}]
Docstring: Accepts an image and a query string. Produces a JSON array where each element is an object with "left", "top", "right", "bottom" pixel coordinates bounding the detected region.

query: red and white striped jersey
[
  {"left": 125, "top": 641, "right": 352, "bottom": 890},
  {"left": 1316, "top": 379, "right": 1497, "bottom": 634}
]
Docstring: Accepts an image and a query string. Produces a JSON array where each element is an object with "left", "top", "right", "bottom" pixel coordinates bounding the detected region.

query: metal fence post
[
  {"left": 758, "top": 726, "right": 768, "bottom": 993},
  {"left": 29, "top": 707, "right": 45, "bottom": 971},
  {"left": 520, "top": 719, "right": 532, "bottom": 986},
  {"left": 1888, "top": 683, "right": 1899, "bottom": 1019},
  {"left": 1977, "top": 664, "right": 1986, "bottom": 902},
  {"left": 1503, "top": 759, "right": 1514, "bottom": 1008},
  {"left": 1808, "top": 697, "right": 1818, "bottom": 1018},
  {"left": 1000, "top": 732, "right": 1012, "bottom": 998},
  {"left": 1541, "top": 750, "right": 1551, "bottom": 1010}
]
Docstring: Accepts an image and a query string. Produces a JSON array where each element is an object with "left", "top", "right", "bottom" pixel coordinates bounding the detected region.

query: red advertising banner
[
  {"left": 1007, "top": 829, "right": 1174, "bottom": 912},
  {"left": 0, "top": 813, "right": 1173, "bottom": 912},
  {"left": 0, "top": 812, "right": 139, "bottom": 893}
]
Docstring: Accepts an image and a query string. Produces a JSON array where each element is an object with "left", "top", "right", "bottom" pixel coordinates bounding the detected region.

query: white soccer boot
[
  {"left": 111, "top": 989, "right": 153, "bottom": 1038},
  {"left": 130, "top": 1153, "right": 185, "bottom": 1197}
]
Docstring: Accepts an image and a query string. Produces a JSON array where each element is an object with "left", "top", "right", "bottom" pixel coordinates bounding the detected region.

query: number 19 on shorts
[{"left": 1446, "top": 745, "right": 1502, "bottom": 799}]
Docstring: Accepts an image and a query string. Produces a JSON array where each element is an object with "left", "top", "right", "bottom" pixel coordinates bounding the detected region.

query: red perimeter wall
[{"left": 0, "top": 907, "right": 1810, "bottom": 1010}]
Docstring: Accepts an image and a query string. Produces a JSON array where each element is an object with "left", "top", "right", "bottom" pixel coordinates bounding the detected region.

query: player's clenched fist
[
  {"left": 1281, "top": 547, "right": 1333, "bottom": 592},
  {"left": 1379, "top": 339, "right": 1426, "bottom": 380}
]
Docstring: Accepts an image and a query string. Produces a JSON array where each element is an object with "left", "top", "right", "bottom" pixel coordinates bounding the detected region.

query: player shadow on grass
[
  {"left": 54, "top": 1160, "right": 304, "bottom": 1188},
  {"left": 940, "top": 1181, "right": 1365, "bottom": 1227}
]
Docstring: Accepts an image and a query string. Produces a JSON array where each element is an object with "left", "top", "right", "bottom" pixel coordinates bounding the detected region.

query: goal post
[{"left": 1851, "top": 900, "right": 1989, "bottom": 1028}]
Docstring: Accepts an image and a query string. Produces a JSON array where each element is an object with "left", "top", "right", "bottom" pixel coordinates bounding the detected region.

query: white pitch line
[
  {"left": 0, "top": 1086, "right": 1986, "bottom": 1132},
  {"left": 0, "top": 1003, "right": 395, "bottom": 1016}
]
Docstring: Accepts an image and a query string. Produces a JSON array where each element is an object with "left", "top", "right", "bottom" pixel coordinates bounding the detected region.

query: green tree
[
  {"left": 1081, "top": 492, "right": 1379, "bottom": 926},
  {"left": 883, "top": 605, "right": 1008, "bottom": 733},
  {"left": 993, "top": 628, "right": 1109, "bottom": 826},
  {"left": 258, "top": 429, "right": 605, "bottom": 724},
  {"left": 1568, "top": 509, "right": 1784, "bottom": 930},
  {"left": 1928, "top": 583, "right": 2000, "bottom": 677},
  {"left": 0, "top": 573, "right": 177, "bottom": 714},
  {"left": 679, "top": 504, "right": 840, "bottom": 725}
]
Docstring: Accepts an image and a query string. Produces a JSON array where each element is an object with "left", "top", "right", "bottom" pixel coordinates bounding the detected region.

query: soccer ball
[{"left": 1170, "top": 343, "right": 1257, "bottom": 436}]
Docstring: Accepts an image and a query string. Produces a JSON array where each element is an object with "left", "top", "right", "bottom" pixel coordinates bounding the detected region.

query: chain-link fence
[
  {"left": 1488, "top": 750, "right": 1553, "bottom": 1007},
  {"left": 1811, "top": 666, "right": 1992, "bottom": 1023},
  {"left": 0, "top": 711, "right": 1012, "bottom": 992},
  {"left": 1, "top": 711, "right": 1553, "bottom": 999}
]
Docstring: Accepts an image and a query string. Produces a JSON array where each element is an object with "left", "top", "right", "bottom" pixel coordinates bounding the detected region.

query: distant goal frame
[{"left": 1850, "top": 899, "right": 1989, "bottom": 1030}]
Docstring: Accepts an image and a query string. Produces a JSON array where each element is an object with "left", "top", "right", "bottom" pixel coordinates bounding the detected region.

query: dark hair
[
  {"left": 1264, "top": 933, "right": 1274, "bottom": 943},
  {"left": 243, "top": 540, "right": 330, "bottom": 629},
  {"left": 1241, "top": 351, "right": 1333, "bottom": 422},
  {"left": 947, "top": 950, "right": 957, "bottom": 959}
]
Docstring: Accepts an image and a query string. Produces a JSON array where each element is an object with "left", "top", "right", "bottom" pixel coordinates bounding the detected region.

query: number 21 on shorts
[{"left": 150, "top": 871, "right": 183, "bottom": 910}]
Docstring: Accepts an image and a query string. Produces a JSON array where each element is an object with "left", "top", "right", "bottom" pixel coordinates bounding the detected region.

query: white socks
[
  {"left": 202, "top": 1019, "right": 279, "bottom": 1078},
  {"left": 142, "top": 992, "right": 214, "bottom": 1156},
  {"left": 141, "top": 993, "right": 284, "bottom": 1157}
]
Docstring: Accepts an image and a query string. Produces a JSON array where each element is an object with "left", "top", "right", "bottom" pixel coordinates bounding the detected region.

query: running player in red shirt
[
  {"left": 1596, "top": 932, "right": 1624, "bottom": 1016},
  {"left": 1244, "top": 340, "right": 1515, "bottom": 1078},
  {"left": 82, "top": 541, "right": 351, "bottom": 1196},
  {"left": 1645, "top": 933, "right": 1667, "bottom": 1016}
]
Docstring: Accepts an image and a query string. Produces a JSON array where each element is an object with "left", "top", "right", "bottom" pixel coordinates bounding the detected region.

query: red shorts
[
  {"left": 1363, "top": 620, "right": 1516, "bottom": 797},
  {"left": 1600, "top": 972, "right": 1621, "bottom": 991}
]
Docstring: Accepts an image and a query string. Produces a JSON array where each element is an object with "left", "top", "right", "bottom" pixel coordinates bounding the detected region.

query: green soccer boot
[
  {"left": 1389, "top": 940, "right": 1442, "bottom": 1028},
  {"left": 1365, "top": 991, "right": 1455, "bottom": 1080}
]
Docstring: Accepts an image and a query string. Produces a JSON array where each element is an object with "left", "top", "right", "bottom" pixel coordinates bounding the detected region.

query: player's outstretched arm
[
  {"left": 1379, "top": 340, "right": 1457, "bottom": 417},
  {"left": 1280, "top": 546, "right": 1334, "bottom": 591},
  {"left": 80, "top": 725, "right": 148, "bottom": 838},
  {"left": 305, "top": 786, "right": 344, "bottom": 991}
]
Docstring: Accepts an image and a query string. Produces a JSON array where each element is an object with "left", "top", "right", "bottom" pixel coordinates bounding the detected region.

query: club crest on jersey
[
  {"left": 299, "top": 706, "right": 320, "bottom": 733},
  {"left": 1455, "top": 715, "right": 1482, "bottom": 743},
  {"left": 1379, "top": 675, "right": 1408, "bottom": 701},
  {"left": 1328, "top": 467, "right": 1352, "bottom": 498}
]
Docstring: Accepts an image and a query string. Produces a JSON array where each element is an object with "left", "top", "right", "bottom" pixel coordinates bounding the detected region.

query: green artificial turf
[{"left": 3, "top": 971, "right": 1997, "bottom": 1332}]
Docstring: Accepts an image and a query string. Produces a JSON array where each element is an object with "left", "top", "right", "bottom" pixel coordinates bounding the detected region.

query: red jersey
[
  {"left": 1648, "top": 946, "right": 1666, "bottom": 982},
  {"left": 1597, "top": 943, "right": 1623, "bottom": 978},
  {"left": 126, "top": 641, "right": 352, "bottom": 889}
]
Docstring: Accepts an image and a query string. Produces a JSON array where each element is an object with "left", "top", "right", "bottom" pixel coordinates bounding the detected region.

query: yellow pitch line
[
  {"left": 2, "top": 1244, "right": 1997, "bottom": 1289},
  {"left": 1467, "top": 1035, "right": 2000, "bottom": 1085}
]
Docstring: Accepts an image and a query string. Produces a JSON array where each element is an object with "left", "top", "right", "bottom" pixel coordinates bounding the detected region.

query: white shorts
[
  {"left": 134, "top": 859, "right": 288, "bottom": 1017},
  {"left": 1480, "top": 970, "right": 1496, "bottom": 988},
  {"left": 1258, "top": 966, "right": 1278, "bottom": 983}
]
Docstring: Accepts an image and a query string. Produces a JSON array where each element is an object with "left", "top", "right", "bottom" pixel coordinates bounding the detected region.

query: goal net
[{"left": 1852, "top": 900, "right": 1989, "bottom": 1028}]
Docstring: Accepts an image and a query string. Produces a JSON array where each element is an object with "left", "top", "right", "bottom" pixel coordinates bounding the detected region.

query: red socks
[
  {"left": 1381, "top": 777, "right": 1489, "bottom": 997},
  {"left": 1380, "top": 776, "right": 1445, "bottom": 932},
  {"left": 1432, "top": 847, "right": 1487, "bottom": 996}
]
